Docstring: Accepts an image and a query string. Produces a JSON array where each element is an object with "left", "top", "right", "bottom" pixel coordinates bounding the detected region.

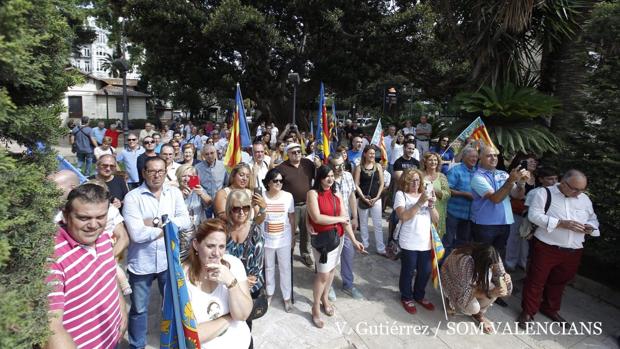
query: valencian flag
[
  {"left": 370, "top": 119, "right": 388, "bottom": 167},
  {"left": 455, "top": 116, "right": 496, "bottom": 149},
  {"left": 161, "top": 218, "right": 200, "bottom": 349},
  {"left": 314, "top": 82, "right": 330, "bottom": 164},
  {"left": 223, "top": 83, "right": 252, "bottom": 170},
  {"left": 430, "top": 224, "right": 445, "bottom": 289}
]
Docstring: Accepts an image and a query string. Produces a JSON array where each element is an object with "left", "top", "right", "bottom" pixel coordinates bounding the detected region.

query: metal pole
[{"left": 122, "top": 70, "right": 129, "bottom": 148}]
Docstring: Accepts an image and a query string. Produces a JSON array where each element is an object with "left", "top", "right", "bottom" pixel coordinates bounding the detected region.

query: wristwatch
[{"left": 152, "top": 217, "right": 161, "bottom": 228}]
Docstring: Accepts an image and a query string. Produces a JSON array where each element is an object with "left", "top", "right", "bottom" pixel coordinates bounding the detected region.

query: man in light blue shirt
[
  {"left": 122, "top": 157, "right": 191, "bottom": 349},
  {"left": 445, "top": 146, "right": 478, "bottom": 255},
  {"left": 91, "top": 121, "right": 107, "bottom": 145},
  {"left": 117, "top": 133, "right": 145, "bottom": 189},
  {"left": 470, "top": 145, "right": 528, "bottom": 260},
  {"left": 195, "top": 144, "right": 228, "bottom": 218}
]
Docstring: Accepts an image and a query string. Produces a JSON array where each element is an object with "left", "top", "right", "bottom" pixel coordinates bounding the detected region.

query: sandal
[
  {"left": 321, "top": 302, "right": 335, "bottom": 316},
  {"left": 472, "top": 313, "right": 493, "bottom": 334},
  {"left": 312, "top": 309, "right": 324, "bottom": 328}
]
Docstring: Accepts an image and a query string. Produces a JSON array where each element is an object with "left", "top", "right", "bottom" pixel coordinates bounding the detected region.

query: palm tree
[{"left": 453, "top": 83, "right": 562, "bottom": 156}]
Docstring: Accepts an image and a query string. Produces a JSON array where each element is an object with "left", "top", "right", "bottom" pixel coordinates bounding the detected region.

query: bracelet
[
  {"left": 226, "top": 278, "right": 238, "bottom": 289},
  {"left": 258, "top": 207, "right": 266, "bottom": 214}
]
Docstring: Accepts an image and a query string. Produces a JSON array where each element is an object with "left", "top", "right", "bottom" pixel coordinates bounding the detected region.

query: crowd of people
[{"left": 47, "top": 115, "right": 600, "bottom": 348}]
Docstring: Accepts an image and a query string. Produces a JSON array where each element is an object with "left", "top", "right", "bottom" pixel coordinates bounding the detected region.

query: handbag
[
  {"left": 358, "top": 165, "right": 376, "bottom": 210},
  {"left": 248, "top": 287, "right": 269, "bottom": 320},
  {"left": 519, "top": 187, "right": 551, "bottom": 240},
  {"left": 386, "top": 192, "right": 407, "bottom": 260},
  {"left": 310, "top": 193, "right": 340, "bottom": 263}
]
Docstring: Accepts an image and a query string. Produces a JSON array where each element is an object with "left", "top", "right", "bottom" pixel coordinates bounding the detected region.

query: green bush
[{"left": 0, "top": 0, "right": 89, "bottom": 346}]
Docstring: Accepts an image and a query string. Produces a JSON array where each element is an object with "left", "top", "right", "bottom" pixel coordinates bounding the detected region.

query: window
[
  {"left": 68, "top": 96, "right": 83, "bottom": 117},
  {"left": 84, "top": 61, "right": 91, "bottom": 72},
  {"left": 83, "top": 48, "right": 90, "bottom": 57},
  {"left": 97, "top": 61, "right": 104, "bottom": 71},
  {"left": 116, "top": 97, "right": 129, "bottom": 113}
]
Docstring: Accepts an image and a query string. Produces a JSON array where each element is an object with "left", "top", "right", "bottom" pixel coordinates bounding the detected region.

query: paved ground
[{"left": 44, "top": 135, "right": 620, "bottom": 349}]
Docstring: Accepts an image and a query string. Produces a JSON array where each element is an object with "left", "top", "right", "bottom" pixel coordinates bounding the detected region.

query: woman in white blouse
[
  {"left": 184, "top": 219, "right": 253, "bottom": 348},
  {"left": 393, "top": 168, "right": 439, "bottom": 315}
]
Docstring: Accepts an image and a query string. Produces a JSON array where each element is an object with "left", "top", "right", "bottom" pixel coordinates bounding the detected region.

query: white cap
[{"left": 285, "top": 143, "right": 301, "bottom": 153}]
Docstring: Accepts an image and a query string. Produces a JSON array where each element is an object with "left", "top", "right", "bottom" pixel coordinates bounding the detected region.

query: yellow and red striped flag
[
  {"left": 224, "top": 83, "right": 251, "bottom": 170},
  {"left": 456, "top": 116, "right": 496, "bottom": 149},
  {"left": 315, "top": 82, "right": 330, "bottom": 164}
]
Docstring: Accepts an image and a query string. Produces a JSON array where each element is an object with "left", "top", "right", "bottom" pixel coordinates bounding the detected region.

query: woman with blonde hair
[
  {"left": 394, "top": 168, "right": 439, "bottom": 314},
  {"left": 421, "top": 152, "right": 451, "bottom": 238},
  {"left": 213, "top": 162, "right": 266, "bottom": 223}
]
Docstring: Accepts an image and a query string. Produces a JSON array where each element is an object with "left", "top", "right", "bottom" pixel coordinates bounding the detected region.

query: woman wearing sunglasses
[
  {"left": 225, "top": 189, "right": 265, "bottom": 342},
  {"left": 261, "top": 168, "right": 295, "bottom": 312}
]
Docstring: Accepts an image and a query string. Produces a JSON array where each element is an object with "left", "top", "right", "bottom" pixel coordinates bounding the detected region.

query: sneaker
[
  {"left": 401, "top": 299, "right": 417, "bottom": 314},
  {"left": 342, "top": 287, "right": 364, "bottom": 300},
  {"left": 301, "top": 254, "right": 313, "bottom": 268},
  {"left": 328, "top": 286, "right": 337, "bottom": 302}
]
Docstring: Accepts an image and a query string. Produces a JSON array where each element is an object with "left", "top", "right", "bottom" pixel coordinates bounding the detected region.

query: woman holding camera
[
  {"left": 353, "top": 145, "right": 385, "bottom": 255},
  {"left": 213, "top": 162, "right": 266, "bottom": 224},
  {"left": 394, "top": 168, "right": 439, "bottom": 315},
  {"left": 441, "top": 243, "right": 512, "bottom": 334},
  {"left": 307, "top": 165, "right": 365, "bottom": 328}
]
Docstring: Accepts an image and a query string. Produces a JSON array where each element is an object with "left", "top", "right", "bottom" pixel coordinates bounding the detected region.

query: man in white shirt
[
  {"left": 249, "top": 141, "right": 271, "bottom": 192},
  {"left": 122, "top": 157, "right": 191, "bottom": 348},
  {"left": 518, "top": 169, "right": 599, "bottom": 328}
]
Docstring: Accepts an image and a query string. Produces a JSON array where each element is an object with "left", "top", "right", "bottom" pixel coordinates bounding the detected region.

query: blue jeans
[
  {"left": 399, "top": 249, "right": 432, "bottom": 301},
  {"left": 76, "top": 151, "right": 94, "bottom": 177},
  {"left": 472, "top": 223, "right": 510, "bottom": 260},
  {"left": 445, "top": 214, "right": 472, "bottom": 255},
  {"left": 128, "top": 270, "right": 167, "bottom": 349},
  {"left": 340, "top": 235, "right": 355, "bottom": 290}
]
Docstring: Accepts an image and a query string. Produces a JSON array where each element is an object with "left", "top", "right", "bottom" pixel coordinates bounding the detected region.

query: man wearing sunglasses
[
  {"left": 117, "top": 132, "right": 145, "bottom": 190},
  {"left": 518, "top": 169, "right": 599, "bottom": 328},
  {"left": 136, "top": 136, "right": 160, "bottom": 185},
  {"left": 277, "top": 142, "right": 317, "bottom": 267}
]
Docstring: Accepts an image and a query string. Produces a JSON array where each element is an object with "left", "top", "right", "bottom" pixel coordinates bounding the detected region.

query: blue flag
[{"left": 160, "top": 219, "right": 201, "bottom": 349}]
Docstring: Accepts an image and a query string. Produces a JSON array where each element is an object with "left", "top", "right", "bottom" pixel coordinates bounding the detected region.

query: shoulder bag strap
[
  {"left": 365, "top": 164, "right": 375, "bottom": 197},
  {"left": 543, "top": 187, "right": 552, "bottom": 214},
  {"left": 394, "top": 192, "right": 407, "bottom": 240}
]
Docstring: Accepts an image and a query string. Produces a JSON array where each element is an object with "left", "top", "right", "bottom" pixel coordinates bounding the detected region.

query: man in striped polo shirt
[{"left": 46, "top": 183, "right": 126, "bottom": 349}]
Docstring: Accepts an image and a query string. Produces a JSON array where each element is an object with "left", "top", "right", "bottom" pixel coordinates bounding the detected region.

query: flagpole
[
  {"left": 430, "top": 226, "right": 448, "bottom": 321},
  {"left": 435, "top": 252, "right": 449, "bottom": 321}
]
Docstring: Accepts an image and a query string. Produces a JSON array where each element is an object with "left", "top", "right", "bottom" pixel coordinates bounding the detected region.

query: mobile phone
[
  {"left": 254, "top": 185, "right": 263, "bottom": 196},
  {"left": 188, "top": 175, "right": 200, "bottom": 189},
  {"left": 520, "top": 160, "right": 528, "bottom": 169},
  {"left": 424, "top": 182, "right": 433, "bottom": 196}
]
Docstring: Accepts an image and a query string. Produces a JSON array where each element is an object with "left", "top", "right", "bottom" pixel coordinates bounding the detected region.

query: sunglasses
[
  {"left": 271, "top": 179, "right": 283, "bottom": 183},
  {"left": 99, "top": 164, "right": 116, "bottom": 168},
  {"left": 128, "top": 138, "right": 137, "bottom": 141},
  {"left": 231, "top": 205, "right": 251, "bottom": 214},
  {"left": 143, "top": 141, "right": 155, "bottom": 145}
]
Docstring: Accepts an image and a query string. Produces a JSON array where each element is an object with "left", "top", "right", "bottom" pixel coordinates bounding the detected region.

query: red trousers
[{"left": 521, "top": 238, "right": 583, "bottom": 316}]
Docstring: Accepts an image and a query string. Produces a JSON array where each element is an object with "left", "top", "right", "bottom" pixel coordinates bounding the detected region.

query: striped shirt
[{"left": 47, "top": 226, "right": 121, "bottom": 349}]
